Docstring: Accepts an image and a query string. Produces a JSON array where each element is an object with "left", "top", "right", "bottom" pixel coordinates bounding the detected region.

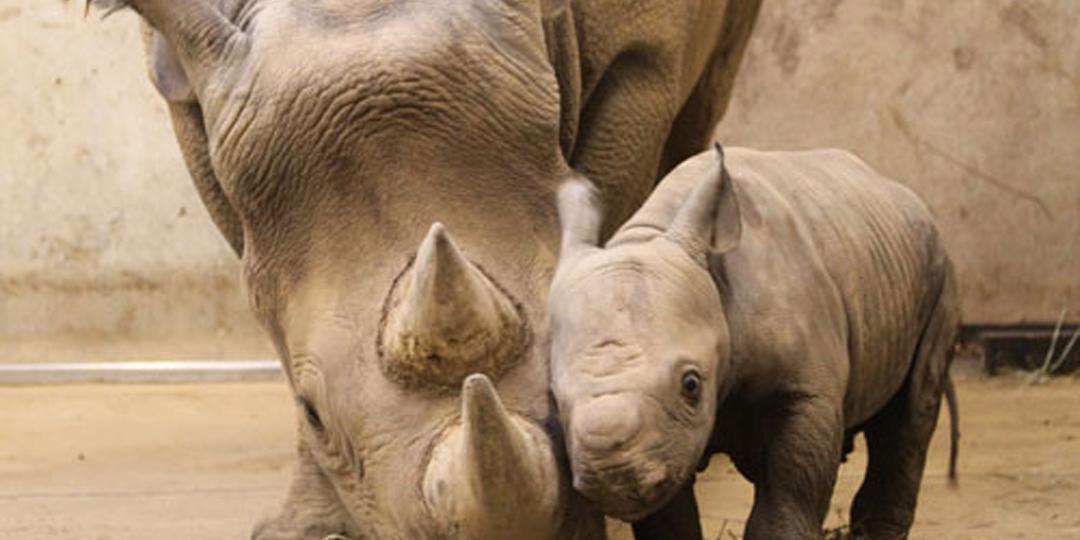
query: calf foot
[{"left": 252, "top": 512, "right": 349, "bottom": 540}]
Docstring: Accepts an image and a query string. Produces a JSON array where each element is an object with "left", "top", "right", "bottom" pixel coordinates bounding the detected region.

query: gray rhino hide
[{"left": 550, "top": 146, "right": 959, "bottom": 539}]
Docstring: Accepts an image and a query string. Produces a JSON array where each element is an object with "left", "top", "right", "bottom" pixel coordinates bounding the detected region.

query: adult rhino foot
[
  {"left": 251, "top": 485, "right": 353, "bottom": 540},
  {"left": 251, "top": 513, "right": 350, "bottom": 540},
  {"left": 254, "top": 439, "right": 355, "bottom": 540}
]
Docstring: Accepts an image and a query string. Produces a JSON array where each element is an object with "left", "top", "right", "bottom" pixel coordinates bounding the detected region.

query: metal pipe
[{"left": 0, "top": 360, "right": 282, "bottom": 385}]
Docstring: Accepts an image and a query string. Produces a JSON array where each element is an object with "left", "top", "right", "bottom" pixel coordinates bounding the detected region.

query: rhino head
[
  {"left": 91, "top": 0, "right": 607, "bottom": 537},
  {"left": 548, "top": 146, "right": 742, "bottom": 521}
]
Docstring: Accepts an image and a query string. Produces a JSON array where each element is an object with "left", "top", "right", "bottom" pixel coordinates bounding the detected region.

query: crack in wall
[{"left": 886, "top": 105, "right": 1052, "bottom": 220}]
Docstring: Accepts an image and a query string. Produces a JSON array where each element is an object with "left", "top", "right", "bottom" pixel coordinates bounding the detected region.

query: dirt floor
[{"left": 1, "top": 373, "right": 1077, "bottom": 539}]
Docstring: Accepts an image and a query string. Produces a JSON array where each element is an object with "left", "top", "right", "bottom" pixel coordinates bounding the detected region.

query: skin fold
[
  {"left": 87, "top": 0, "right": 761, "bottom": 538},
  {"left": 550, "top": 146, "right": 960, "bottom": 540}
]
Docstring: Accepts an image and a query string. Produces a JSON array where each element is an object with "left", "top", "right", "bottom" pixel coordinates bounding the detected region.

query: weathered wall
[
  {"left": 0, "top": 0, "right": 268, "bottom": 361},
  {"left": 716, "top": 0, "right": 1079, "bottom": 324},
  {"left": 1, "top": 1, "right": 1076, "bottom": 362}
]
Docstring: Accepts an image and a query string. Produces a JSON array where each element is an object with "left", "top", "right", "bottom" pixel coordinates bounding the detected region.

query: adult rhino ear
[
  {"left": 89, "top": 0, "right": 245, "bottom": 102},
  {"left": 665, "top": 143, "right": 742, "bottom": 263},
  {"left": 144, "top": 28, "right": 195, "bottom": 103},
  {"left": 556, "top": 174, "right": 603, "bottom": 265},
  {"left": 477, "top": 0, "right": 545, "bottom": 48}
]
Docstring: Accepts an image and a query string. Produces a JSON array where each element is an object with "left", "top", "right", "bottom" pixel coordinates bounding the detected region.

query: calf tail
[
  {"left": 944, "top": 374, "right": 959, "bottom": 487},
  {"left": 935, "top": 257, "right": 961, "bottom": 488}
]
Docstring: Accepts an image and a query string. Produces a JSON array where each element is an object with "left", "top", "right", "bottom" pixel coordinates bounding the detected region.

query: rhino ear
[
  {"left": 556, "top": 175, "right": 603, "bottom": 264},
  {"left": 478, "top": 0, "right": 549, "bottom": 65},
  {"left": 148, "top": 29, "right": 195, "bottom": 103},
  {"left": 91, "top": 0, "right": 243, "bottom": 102},
  {"left": 487, "top": 0, "right": 541, "bottom": 20},
  {"left": 666, "top": 143, "right": 742, "bottom": 262}
]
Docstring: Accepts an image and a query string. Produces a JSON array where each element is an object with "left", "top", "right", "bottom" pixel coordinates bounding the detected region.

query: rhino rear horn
[
  {"left": 424, "top": 374, "right": 561, "bottom": 538},
  {"left": 380, "top": 223, "right": 525, "bottom": 388}
]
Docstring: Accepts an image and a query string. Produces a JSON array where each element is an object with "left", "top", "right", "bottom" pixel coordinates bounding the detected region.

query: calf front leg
[
  {"left": 744, "top": 396, "right": 843, "bottom": 540},
  {"left": 631, "top": 477, "right": 704, "bottom": 540}
]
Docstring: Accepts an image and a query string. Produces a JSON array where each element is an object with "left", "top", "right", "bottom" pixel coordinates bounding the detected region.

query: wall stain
[
  {"left": 817, "top": 0, "right": 844, "bottom": 22},
  {"left": 1001, "top": 2, "right": 1048, "bottom": 50},
  {"left": 770, "top": 19, "right": 802, "bottom": 76},
  {"left": 0, "top": 7, "right": 20, "bottom": 22},
  {"left": 952, "top": 46, "right": 975, "bottom": 71}
]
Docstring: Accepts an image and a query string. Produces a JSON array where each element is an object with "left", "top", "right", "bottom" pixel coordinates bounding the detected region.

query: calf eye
[
  {"left": 681, "top": 370, "right": 703, "bottom": 403},
  {"left": 301, "top": 399, "right": 324, "bottom": 431}
]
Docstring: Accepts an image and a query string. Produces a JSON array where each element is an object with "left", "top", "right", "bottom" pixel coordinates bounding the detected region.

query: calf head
[{"left": 549, "top": 146, "right": 741, "bottom": 521}]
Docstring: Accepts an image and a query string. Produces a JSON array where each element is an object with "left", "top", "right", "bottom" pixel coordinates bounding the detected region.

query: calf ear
[
  {"left": 666, "top": 144, "right": 742, "bottom": 262},
  {"left": 556, "top": 174, "right": 603, "bottom": 264}
]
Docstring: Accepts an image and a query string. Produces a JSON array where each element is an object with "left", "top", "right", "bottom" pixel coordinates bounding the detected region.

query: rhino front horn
[
  {"left": 424, "top": 374, "right": 561, "bottom": 539},
  {"left": 379, "top": 223, "right": 527, "bottom": 388}
]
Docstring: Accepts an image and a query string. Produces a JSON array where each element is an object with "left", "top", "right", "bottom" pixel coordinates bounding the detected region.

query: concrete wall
[
  {"left": 1, "top": 0, "right": 1076, "bottom": 361},
  {"left": 0, "top": 0, "right": 268, "bottom": 361},
  {"left": 716, "top": 0, "right": 1079, "bottom": 324}
]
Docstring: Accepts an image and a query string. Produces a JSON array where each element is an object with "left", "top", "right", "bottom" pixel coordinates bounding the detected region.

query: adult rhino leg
[
  {"left": 630, "top": 477, "right": 703, "bottom": 540},
  {"left": 252, "top": 439, "right": 353, "bottom": 540},
  {"left": 570, "top": 50, "right": 684, "bottom": 237},
  {"left": 743, "top": 396, "right": 843, "bottom": 540},
  {"left": 850, "top": 274, "right": 959, "bottom": 540},
  {"left": 658, "top": 0, "right": 763, "bottom": 176},
  {"left": 568, "top": 1, "right": 761, "bottom": 237}
]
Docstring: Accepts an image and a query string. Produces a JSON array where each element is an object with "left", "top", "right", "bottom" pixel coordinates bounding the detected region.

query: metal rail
[{"left": 0, "top": 360, "right": 282, "bottom": 385}]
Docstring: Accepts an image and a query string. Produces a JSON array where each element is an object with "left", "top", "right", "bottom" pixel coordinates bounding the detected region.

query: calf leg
[
  {"left": 743, "top": 396, "right": 844, "bottom": 540},
  {"left": 849, "top": 384, "right": 940, "bottom": 540},
  {"left": 850, "top": 271, "right": 959, "bottom": 539},
  {"left": 631, "top": 477, "right": 704, "bottom": 540}
]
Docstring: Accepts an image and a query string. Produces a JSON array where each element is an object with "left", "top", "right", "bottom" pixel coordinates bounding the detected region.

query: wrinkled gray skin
[
  {"left": 550, "top": 146, "right": 960, "bottom": 539},
  {"left": 88, "top": 0, "right": 761, "bottom": 538}
]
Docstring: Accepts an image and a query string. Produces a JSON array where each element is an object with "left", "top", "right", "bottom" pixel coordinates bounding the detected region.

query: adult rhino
[{"left": 88, "top": 0, "right": 761, "bottom": 538}]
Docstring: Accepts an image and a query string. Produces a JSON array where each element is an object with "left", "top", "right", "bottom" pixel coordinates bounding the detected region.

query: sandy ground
[{"left": 1, "top": 374, "right": 1077, "bottom": 539}]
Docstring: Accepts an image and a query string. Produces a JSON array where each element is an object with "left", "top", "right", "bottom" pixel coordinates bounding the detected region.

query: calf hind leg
[
  {"left": 850, "top": 273, "right": 959, "bottom": 539},
  {"left": 848, "top": 378, "right": 941, "bottom": 539}
]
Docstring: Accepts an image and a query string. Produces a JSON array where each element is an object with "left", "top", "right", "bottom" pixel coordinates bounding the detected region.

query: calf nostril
[{"left": 572, "top": 396, "right": 642, "bottom": 453}]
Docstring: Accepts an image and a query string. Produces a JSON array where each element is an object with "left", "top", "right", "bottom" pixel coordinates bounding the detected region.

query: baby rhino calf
[{"left": 549, "top": 145, "right": 958, "bottom": 540}]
